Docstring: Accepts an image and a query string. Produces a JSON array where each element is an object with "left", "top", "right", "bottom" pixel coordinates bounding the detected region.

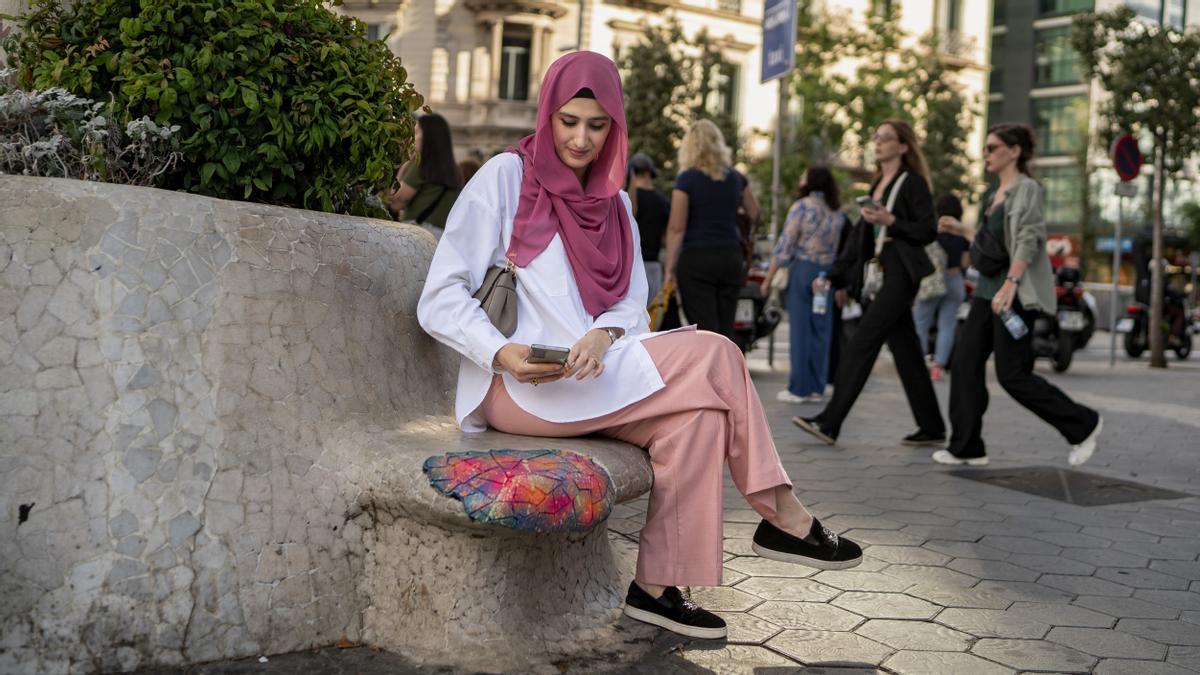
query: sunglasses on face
[{"left": 985, "top": 143, "right": 1008, "bottom": 154}]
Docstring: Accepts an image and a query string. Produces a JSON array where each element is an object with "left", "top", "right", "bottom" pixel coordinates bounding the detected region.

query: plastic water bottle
[
  {"left": 1000, "top": 308, "right": 1028, "bottom": 339},
  {"left": 812, "top": 272, "right": 829, "bottom": 315}
]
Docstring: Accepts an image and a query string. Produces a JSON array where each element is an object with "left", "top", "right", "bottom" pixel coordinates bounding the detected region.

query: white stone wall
[{"left": 0, "top": 177, "right": 456, "bottom": 673}]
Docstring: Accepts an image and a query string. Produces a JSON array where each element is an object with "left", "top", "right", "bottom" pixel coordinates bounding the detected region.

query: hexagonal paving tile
[
  {"left": 1093, "top": 659, "right": 1197, "bottom": 675},
  {"left": 1148, "top": 560, "right": 1200, "bottom": 580},
  {"left": 879, "top": 564, "right": 978, "bottom": 589},
  {"left": 947, "top": 558, "right": 1040, "bottom": 582},
  {"left": 831, "top": 592, "right": 941, "bottom": 620},
  {"left": 723, "top": 507, "right": 764, "bottom": 524},
  {"left": 863, "top": 546, "right": 951, "bottom": 566},
  {"left": 1073, "top": 596, "right": 1181, "bottom": 620},
  {"left": 1121, "top": 538, "right": 1200, "bottom": 561},
  {"left": 978, "top": 535, "right": 1062, "bottom": 556},
  {"left": 722, "top": 537, "right": 755, "bottom": 557},
  {"left": 1031, "top": 530, "right": 1113, "bottom": 548},
  {"left": 813, "top": 570, "right": 912, "bottom": 593},
  {"left": 882, "top": 650, "right": 1015, "bottom": 675},
  {"left": 922, "top": 539, "right": 1011, "bottom": 561},
  {"left": 842, "top": 528, "right": 927, "bottom": 546},
  {"left": 903, "top": 585, "right": 1013, "bottom": 610},
  {"left": 1006, "top": 601, "right": 1115, "bottom": 628},
  {"left": 934, "top": 608, "right": 1050, "bottom": 638},
  {"left": 826, "top": 515, "right": 907, "bottom": 531},
  {"left": 1046, "top": 626, "right": 1166, "bottom": 659},
  {"left": 1096, "top": 567, "right": 1192, "bottom": 590},
  {"left": 713, "top": 611, "right": 783, "bottom": 645},
  {"left": 767, "top": 629, "right": 893, "bottom": 666},
  {"left": 971, "top": 580, "right": 1074, "bottom": 604},
  {"left": 674, "top": 644, "right": 799, "bottom": 672},
  {"left": 855, "top": 619, "right": 972, "bottom": 651},
  {"left": 721, "top": 566, "right": 749, "bottom": 587},
  {"left": 1078, "top": 526, "right": 1158, "bottom": 544},
  {"left": 1167, "top": 645, "right": 1200, "bottom": 671},
  {"left": 749, "top": 600, "right": 865, "bottom": 631},
  {"left": 1182, "top": 611, "right": 1200, "bottom": 626},
  {"left": 688, "top": 586, "right": 764, "bottom": 612},
  {"left": 933, "top": 506, "right": 1004, "bottom": 522},
  {"left": 901, "top": 525, "right": 981, "bottom": 541},
  {"left": 1062, "top": 547, "right": 1150, "bottom": 568},
  {"left": 1133, "top": 590, "right": 1200, "bottom": 611},
  {"left": 722, "top": 522, "right": 760, "bottom": 539},
  {"left": 1116, "top": 618, "right": 1200, "bottom": 645},
  {"left": 971, "top": 638, "right": 1097, "bottom": 671},
  {"left": 722, "top": 555, "right": 818, "bottom": 578},
  {"left": 734, "top": 576, "right": 840, "bottom": 603},
  {"left": 1038, "top": 574, "right": 1136, "bottom": 597},
  {"left": 1004, "top": 553, "right": 1096, "bottom": 575},
  {"left": 888, "top": 511, "right": 958, "bottom": 527}
]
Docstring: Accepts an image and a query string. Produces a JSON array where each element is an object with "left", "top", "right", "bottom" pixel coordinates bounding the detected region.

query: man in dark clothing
[{"left": 628, "top": 153, "right": 670, "bottom": 308}]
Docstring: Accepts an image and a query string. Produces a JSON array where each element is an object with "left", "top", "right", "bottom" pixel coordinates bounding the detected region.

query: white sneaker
[
  {"left": 776, "top": 390, "right": 806, "bottom": 404},
  {"left": 1069, "top": 416, "right": 1102, "bottom": 466},
  {"left": 931, "top": 450, "right": 989, "bottom": 466},
  {"left": 803, "top": 393, "right": 825, "bottom": 403}
]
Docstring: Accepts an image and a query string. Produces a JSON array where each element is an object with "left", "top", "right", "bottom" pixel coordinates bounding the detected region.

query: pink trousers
[{"left": 481, "top": 329, "right": 792, "bottom": 586}]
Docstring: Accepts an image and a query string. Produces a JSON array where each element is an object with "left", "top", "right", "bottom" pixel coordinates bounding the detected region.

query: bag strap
[
  {"left": 873, "top": 171, "right": 908, "bottom": 258},
  {"left": 411, "top": 183, "right": 448, "bottom": 224}
]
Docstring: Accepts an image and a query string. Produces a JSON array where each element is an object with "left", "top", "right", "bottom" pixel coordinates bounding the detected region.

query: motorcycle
[
  {"left": 1054, "top": 267, "right": 1094, "bottom": 353},
  {"left": 1117, "top": 295, "right": 1193, "bottom": 360},
  {"left": 733, "top": 261, "right": 782, "bottom": 354}
]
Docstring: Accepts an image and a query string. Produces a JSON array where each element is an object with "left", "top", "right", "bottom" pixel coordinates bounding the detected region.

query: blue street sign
[
  {"left": 1095, "top": 236, "right": 1134, "bottom": 253},
  {"left": 761, "top": 0, "right": 797, "bottom": 83}
]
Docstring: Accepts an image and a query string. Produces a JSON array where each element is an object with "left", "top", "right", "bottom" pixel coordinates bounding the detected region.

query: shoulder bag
[
  {"left": 916, "top": 242, "right": 948, "bottom": 301},
  {"left": 861, "top": 172, "right": 908, "bottom": 301},
  {"left": 472, "top": 259, "right": 518, "bottom": 337},
  {"left": 969, "top": 211, "right": 1010, "bottom": 277}
]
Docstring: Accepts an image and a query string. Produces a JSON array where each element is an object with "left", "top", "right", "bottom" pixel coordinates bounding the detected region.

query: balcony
[
  {"left": 464, "top": 0, "right": 569, "bottom": 18},
  {"left": 938, "top": 30, "right": 984, "bottom": 69}
]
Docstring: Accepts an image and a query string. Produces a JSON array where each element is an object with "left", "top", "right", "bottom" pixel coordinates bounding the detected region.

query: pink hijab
[{"left": 507, "top": 51, "right": 633, "bottom": 317}]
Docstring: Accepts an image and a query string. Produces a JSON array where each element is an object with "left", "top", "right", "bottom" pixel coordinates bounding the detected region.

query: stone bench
[{"left": 0, "top": 176, "right": 653, "bottom": 674}]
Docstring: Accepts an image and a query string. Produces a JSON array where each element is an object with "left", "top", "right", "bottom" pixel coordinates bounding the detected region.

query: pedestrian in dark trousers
[
  {"left": 663, "top": 119, "right": 760, "bottom": 340},
  {"left": 793, "top": 119, "right": 945, "bottom": 446},
  {"left": 933, "top": 124, "right": 1102, "bottom": 467}
]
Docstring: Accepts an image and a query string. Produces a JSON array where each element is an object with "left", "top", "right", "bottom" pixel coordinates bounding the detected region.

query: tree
[
  {"left": 691, "top": 28, "right": 740, "bottom": 162},
  {"left": 617, "top": 19, "right": 688, "bottom": 192},
  {"left": 903, "top": 35, "right": 978, "bottom": 202},
  {"left": 1073, "top": 8, "right": 1200, "bottom": 367}
]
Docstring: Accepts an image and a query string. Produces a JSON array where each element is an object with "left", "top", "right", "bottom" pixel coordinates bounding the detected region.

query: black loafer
[
  {"left": 792, "top": 416, "right": 836, "bottom": 445},
  {"left": 901, "top": 430, "right": 947, "bottom": 447},
  {"left": 752, "top": 518, "right": 863, "bottom": 570},
  {"left": 623, "top": 582, "right": 727, "bottom": 639}
]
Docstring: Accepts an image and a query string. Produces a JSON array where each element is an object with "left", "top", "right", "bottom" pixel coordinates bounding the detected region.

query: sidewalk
[{"left": 152, "top": 334, "right": 1200, "bottom": 674}]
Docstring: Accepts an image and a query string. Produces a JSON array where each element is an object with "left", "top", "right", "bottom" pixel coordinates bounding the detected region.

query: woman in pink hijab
[{"left": 418, "top": 51, "right": 861, "bottom": 639}]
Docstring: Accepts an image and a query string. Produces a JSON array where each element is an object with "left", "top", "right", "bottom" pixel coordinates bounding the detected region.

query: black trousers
[
  {"left": 818, "top": 271, "right": 944, "bottom": 438},
  {"left": 948, "top": 297, "right": 1099, "bottom": 458},
  {"left": 677, "top": 245, "right": 745, "bottom": 340}
]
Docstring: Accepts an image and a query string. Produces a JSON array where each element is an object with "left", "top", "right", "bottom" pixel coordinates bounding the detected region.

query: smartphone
[
  {"left": 528, "top": 344, "right": 570, "bottom": 365},
  {"left": 856, "top": 195, "right": 882, "bottom": 209}
]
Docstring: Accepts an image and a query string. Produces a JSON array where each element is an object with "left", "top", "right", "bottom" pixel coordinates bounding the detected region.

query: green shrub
[{"left": 4, "top": 0, "right": 424, "bottom": 215}]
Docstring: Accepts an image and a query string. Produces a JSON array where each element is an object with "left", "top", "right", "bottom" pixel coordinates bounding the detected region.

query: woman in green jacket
[{"left": 934, "top": 123, "right": 1102, "bottom": 467}]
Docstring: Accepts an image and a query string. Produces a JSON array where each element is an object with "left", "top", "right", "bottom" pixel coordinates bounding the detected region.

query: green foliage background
[{"left": 5, "top": 0, "right": 425, "bottom": 215}]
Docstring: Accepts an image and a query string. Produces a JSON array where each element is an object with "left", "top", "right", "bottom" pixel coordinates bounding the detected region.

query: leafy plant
[
  {"left": 4, "top": 0, "right": 424, "bottom": 215},
  {"left": 0, "top": 68, "right": 181, "bottom": 184}
]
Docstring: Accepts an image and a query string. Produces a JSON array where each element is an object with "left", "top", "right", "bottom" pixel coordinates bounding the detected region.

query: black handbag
[{"left": 970, "top": 220, "right": 1010, "bottom": 277}]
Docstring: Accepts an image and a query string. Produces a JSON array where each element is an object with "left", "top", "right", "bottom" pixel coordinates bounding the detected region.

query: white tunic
[{"left": 417, "top": 152, "right": 665, "bottom": 432}]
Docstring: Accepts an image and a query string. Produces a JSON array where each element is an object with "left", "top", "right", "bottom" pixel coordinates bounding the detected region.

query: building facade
[
  {"left": 988, "top": 0, "right": 1200, "bottom": 242},
  {"left": 342, "top": 0, "right": 991, "bottom": 182}
]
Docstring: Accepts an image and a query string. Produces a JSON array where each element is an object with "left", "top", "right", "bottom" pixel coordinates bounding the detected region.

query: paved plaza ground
[{"left": 147, "top": 334, "right": 1200, "bottom": 675}]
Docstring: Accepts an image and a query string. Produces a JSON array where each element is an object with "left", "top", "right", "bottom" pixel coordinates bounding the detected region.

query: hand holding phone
[
  {"left": 856, "top": 195, "right": 882, "bottom": 210},
  {"left": 528, "top": 344, "right": 571, "bottom": 365}
]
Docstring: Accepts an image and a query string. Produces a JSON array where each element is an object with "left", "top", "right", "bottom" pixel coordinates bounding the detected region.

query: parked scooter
[
  {"left": 1055, "top": 267, "right": 1094, "bottom": 351},
  {"left": 733, "top": 260, "right": 782, "bottom": 354},
  {"left": 1117, "top": 292, "right": 1193, "bottom": 360}
]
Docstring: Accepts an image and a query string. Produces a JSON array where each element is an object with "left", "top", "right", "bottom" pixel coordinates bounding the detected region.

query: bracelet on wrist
[{"left": 1005, "top": 276, "right": 1020, "bottom": 286}]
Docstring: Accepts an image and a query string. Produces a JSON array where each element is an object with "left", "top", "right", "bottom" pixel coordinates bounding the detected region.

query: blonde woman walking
[{"left": 663, "top": 119, "right": 760, "bottom": 339}]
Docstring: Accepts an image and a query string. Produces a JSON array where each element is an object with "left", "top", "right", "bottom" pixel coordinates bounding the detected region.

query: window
[
  {"left": 717, "top": 0, "right": 742, "bottom": 14},
  {"left": 1131, "top": 0, "right": 1187, "bottom": 28},
  {"left": 1039, "top": 0, "right": 1093, "bottom": 16},
  {"left": 987, "top": 100, "right": 1004, "bottom": 127},
  {"left": 706, "top": 63, "right": 741, "bottom": 123},
  {"left": 946, "top": 0, "right": 962, "bottom": 32},
  {"left": 1032, "top": 95, "right": 1086, "bottom": 156},
  {"left": 993, "top": 0, "right": 1006, "bottom": 25},
  {"left": 1035, "top": 26, "right": 1083, "bottom": 86},
  {"left": 989, "top": 34, "right": 1005, "bottom": 92},
  {"left": 365, "top": 23, "right": 389, "bottom": 41},
  {"left": 1166, "top": 0, "right": 1186, "bottom": 28},
  {"left": 499, "top": 33, "right": 530, "bottom": 101},
  {"left": 1039, "top": 165, "right": 1084, "bottom": 226}
]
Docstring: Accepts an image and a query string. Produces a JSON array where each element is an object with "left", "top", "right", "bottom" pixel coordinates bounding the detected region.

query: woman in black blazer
[{"left": 793, "top": 119, "right": 946, "bottom": 446}]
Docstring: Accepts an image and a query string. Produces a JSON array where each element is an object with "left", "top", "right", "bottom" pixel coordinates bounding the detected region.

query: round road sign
[{"left": 1111, "top": 134, "right": 1142, "bottom": 182}]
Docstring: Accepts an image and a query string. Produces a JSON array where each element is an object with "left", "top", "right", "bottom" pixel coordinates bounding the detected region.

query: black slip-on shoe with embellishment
[
  {"left": 622, "top": 582, "right": 727, "bottom": 640},
  {"left": 901, "top": 429, "right": 947, "bottom": 447},
  {"left": 752, "top": 518, "right": 863, "bottom": 570}
]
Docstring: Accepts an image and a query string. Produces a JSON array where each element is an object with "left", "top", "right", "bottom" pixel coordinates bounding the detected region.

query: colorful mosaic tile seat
[{"left": 423, "top": 448, "right": 616, "bottom": 534}]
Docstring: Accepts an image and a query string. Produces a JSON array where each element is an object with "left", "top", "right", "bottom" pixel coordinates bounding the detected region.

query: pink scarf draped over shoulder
[{"left": 506, "top": 51, "right": 634, "bottom": 317}]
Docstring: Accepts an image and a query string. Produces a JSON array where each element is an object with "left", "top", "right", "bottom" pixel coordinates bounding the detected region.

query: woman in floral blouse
[{"left": 761, "top": 167, "right": 847, "bottom": 404}]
